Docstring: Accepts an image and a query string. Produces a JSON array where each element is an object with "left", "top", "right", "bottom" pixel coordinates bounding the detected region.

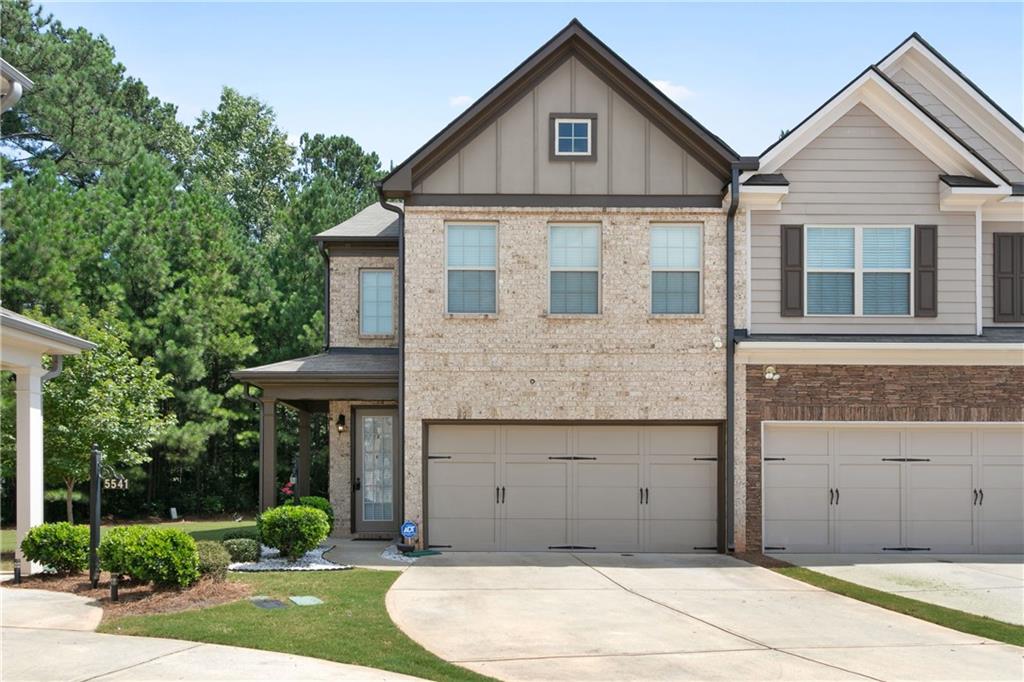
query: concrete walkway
[
  {"left": 2, "top": 587, "right": 421, "bottom": 681},
  {"left": 387, "top": 552, "right": 1023, "bottom": 681},
  {"left": 783, "top": 554, "right": 1024, "bottom": 625}
]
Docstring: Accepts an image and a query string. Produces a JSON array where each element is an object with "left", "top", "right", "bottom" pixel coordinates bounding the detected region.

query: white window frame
[
  {"left": 548, "top": 223, "right": 602, "bottom": 315},
  {"left": 358, "top": 268, "right": 395, "bottom": 337},
  {"left": 650, "top": 223, "right": 704, "bottom": 315},
  {"left": 553, "top": 117, "right": 592, "bottom": 157},
  {"left": 804, "top": 225, "right": 914, "bottom": 317},
  {"left": 444, "top": 222, "right": 499, "bottom": 316}
]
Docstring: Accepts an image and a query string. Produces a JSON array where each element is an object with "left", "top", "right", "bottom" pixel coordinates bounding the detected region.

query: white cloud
[
  {"left": 652, "top": 80, "right": 694, "bottom": 102},
  {"left": 448, "top": 94, "right": 473, "bottom": 109}
]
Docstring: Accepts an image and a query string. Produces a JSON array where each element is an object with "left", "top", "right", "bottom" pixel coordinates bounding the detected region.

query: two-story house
[{"left": 234, "top": 22, "right": 1023, "bottom": 556}]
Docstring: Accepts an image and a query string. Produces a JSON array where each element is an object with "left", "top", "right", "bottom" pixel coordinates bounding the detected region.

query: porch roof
[{"left": 232, "top": 347, "right": 398, "bottom": 384}]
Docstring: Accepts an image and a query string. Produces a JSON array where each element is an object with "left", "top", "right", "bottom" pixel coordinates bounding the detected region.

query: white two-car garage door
[
  {"left": 427, "top": 424, "right": 719, "bottom": 552},
  {"left": 763, "top": 424, "right": 1024, "bottom": 554}
]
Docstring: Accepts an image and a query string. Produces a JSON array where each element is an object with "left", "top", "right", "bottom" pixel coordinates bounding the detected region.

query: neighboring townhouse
[{"left": 234, "top": 23, "right": 1023, "bottom": 556}]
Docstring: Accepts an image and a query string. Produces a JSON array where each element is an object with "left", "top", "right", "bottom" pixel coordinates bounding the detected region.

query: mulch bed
[{"left": 4, "top": 571, "right": 251, "bottom": 620}]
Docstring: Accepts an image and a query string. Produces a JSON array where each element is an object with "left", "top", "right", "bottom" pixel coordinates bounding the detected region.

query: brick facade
[
  {"left": 743, "top": 364, "right": 1024, "bottom": 550},
  {"left": 328, "top": 254, "right": 398, "bottom": 347}
]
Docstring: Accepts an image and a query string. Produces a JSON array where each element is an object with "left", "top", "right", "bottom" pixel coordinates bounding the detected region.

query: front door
[{"left": 354, "top": 408, "right": 399, "bottom": 534}]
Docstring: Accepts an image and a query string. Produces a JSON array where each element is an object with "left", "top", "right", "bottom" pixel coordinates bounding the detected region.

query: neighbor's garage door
[
  {"left": 763, "top": 424, "right": 1024, "bottom": 554},
  {"left": 427, "top": 424, "right": 718, "bottom": 552}
]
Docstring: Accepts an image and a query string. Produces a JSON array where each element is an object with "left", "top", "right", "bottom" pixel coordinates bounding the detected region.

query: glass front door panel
[{"left": 361, "top": 415, "right": 394, "bottom": 522}]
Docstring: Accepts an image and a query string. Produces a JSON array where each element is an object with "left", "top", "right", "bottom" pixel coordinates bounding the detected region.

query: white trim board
[{"left": 736, "top": 341, "right": 1024, "bottom": 366}]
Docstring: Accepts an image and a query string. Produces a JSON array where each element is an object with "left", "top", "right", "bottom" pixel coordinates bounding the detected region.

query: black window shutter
[
  {"left": 993, "top": 233, "right": 1023, "bottom": 322},
  {"left": 780, "top": 225, "right": 803, "bottom": 317},
  {"left": 914, "top": 225, "right": 938, "bottom": 318}
]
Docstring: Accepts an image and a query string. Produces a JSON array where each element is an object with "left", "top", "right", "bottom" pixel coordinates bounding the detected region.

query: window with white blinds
[
  {"left": 650, "top": 225, "right": 702, "bottom": 314},
  {"left": 805, "top": 226, "right": 912, "bottom": 316}
]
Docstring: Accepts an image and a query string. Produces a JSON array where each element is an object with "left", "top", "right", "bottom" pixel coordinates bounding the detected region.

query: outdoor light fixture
[
  {"left": 335, "top": 414, "right": 347, "bottom": 433},
  {"left": 712, "top": 336, "right": 723, "bottom": 349},
  {"left": 764, "top": 366, "right": 781, "bottom": 382}
]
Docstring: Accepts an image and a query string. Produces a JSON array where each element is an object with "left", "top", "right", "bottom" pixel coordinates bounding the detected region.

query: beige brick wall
[
  {"left": 402, "top": 205, "right": 743, "bottom": 528},
  {"left": 328, "top": 255, "right": 398, "bottom": 347}
]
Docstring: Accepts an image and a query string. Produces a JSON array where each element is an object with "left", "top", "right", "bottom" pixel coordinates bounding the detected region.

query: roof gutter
[
  {"left": 377, "top": 182, "right": 407, "bottom": 535},
  {"left": 725, "top": 156, "right": 760, "bottom": 553}
]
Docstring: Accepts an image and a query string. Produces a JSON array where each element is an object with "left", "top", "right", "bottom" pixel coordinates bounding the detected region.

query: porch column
[
  {"left": 296, "top": 410, "right": 311, "bottom": 498},
  {"left": 15, "top": 365, "right": 45, "bottom": 574},
  {"left": 259, "top": 397, "right": 277, "bottom": 511}
]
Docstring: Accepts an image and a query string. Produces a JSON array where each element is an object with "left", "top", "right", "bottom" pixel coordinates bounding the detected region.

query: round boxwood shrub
[
  {"left": 20, "top": 522, "right": 90, "bottom": 573},
  {"left": 221, "top": 527, "right": 260, "bottom": 543},
  {"left": 258, "top": 506, "right": 329, "bottom": 561},
  {"left": 222, "top": 538, "right": 260, "bottom": 563},
  {"left": 98, "top": 526, "right": 149, "bottom": 579},
  {"left": 196, "top": 540, "right": 231, "bottom": 581},
  {"left": 297, "top": 496, "right": 334, "bottom": 534},
  {"left": 134, "top": 528, "right": 200, "bottom": 588}
]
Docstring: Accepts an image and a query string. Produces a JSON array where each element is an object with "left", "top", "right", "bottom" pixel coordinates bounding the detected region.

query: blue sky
[{"left": 48, "top": 2, "right": 1023, "bottom": 165}]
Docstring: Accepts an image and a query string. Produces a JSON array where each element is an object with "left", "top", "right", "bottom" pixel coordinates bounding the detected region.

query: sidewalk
[{"left": 2, "top": 587, "right": 421, "bottom": 681}]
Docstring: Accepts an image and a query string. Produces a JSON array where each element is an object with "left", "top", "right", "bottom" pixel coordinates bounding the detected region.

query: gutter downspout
[
  {"left": 41, "top": 355, "right": 64, "bottom": 384},
  {"left": 376, "top": 184, "right": 407, "bottom": 540},
  {"left": 725, "top": 157, "right": 759, "bottom": 552},
  {"left": 319, "top": 242, "right": 331, "bottom": 351}
]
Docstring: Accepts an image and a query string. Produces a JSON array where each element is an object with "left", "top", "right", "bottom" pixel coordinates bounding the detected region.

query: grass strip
[{"left": 772, "top": 565, "right": 1024, "bottom": 647}]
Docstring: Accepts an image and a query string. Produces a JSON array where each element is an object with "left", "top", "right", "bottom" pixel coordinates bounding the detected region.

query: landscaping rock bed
[{"left": 229, "top": 543, "right": 352, "bottom": 572}]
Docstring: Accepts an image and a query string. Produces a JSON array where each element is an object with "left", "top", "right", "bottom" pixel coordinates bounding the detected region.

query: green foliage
[
  {"left": 20, "top": 522, "right": 89, "bottom": 573},
  {"left": 221, "top": 527, "right": 260, "bottom": 542},
  {"left": 98, "top": 525, "right": 148, "bottom": 577},
  {"left": 133, "top": 528, "right": 201, "bottom": 588},
  {"left": 258, "top": 506, "right": 329, "bottom": 561},
  {"left": 296, "top": 496, "right": 334, "bottom": 534},
  {"left": 196, "top": 540, "right": 231, "bottom": 581},
  {"left": 222, "top": 538, "right": 260, "bottom": 563}
]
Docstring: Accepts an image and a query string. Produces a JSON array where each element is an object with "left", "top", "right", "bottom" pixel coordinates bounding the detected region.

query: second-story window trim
[
  {"left": 650, "top": 224, "right": 703, "bottom": 315},
  {"left": 804, "top": 225, "right": 914, "bottom": 317},
  {"left": 548, "top": 223, "right": 601, "bottom": 315},
  {"left": 359, "top": 268, "right": 395, "bottom": 337},
  {"left": 445, "top": 223, "right": 498, "bottom": 315}
]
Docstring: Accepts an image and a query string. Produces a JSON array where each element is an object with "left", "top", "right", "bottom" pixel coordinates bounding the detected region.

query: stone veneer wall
[
  {"left": 329, "top": 254, "right": 398, "bottom": 347},
  {"left": 402, "top": 205, "right": 747, "bottom": 530},
  {"left": 743, "top": 364, "right": 1024, "bottom": 551},
  {"left": 327, "top": 399, "right": 397, "bottom": 534}
]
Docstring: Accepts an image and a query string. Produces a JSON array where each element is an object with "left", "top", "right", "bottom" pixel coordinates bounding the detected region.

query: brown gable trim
[
  {"left": 381, "top": 19, "right": 739, "bottom": 196},
  {"left": 404, "top": 194, "right": 724, "bottom": 208}
]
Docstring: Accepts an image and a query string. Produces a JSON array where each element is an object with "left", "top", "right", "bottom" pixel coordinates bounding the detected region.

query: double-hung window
[
  {"left": 651, "top": 225, "right": 702, "bottom": 314},
  {"left": 359, "top": 269, "right": 394, "bottom": 336},
  {"left": 549, "top": 224, "right": 600, "bottom": 314},
  {"left": 805, "top": 226, "right": 912, "bottom": 316},
  {"left": 446, "top": 224, "right": 497, "bottom": 314}
]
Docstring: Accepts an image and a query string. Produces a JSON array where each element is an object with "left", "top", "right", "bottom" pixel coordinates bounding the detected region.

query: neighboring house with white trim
[{"left": 235, "top": 23, "right": 1023, "bottom": 556}]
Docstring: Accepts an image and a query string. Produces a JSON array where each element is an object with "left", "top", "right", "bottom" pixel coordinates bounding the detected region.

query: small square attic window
[{"left": 550, "top": 114, "right": 596, "bottom": 160}]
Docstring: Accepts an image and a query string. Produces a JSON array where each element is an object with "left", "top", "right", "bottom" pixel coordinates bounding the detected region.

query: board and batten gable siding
[
  {"left": 983, "top": 220, "right": 1024, "bottom": 326},
  {"left": 888, "top": 68, "right": 1024, "bottom": 184},
  {"left": 414, "top": 56, "right": 722, "bottom": 196},
  {"left": 750, "top": 103, "right": 977, "bottom": 334}
]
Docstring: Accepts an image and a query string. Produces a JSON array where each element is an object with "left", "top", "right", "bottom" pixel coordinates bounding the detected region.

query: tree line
[{"left": 0, "top": 0, "right": 384, "bottom": 520}]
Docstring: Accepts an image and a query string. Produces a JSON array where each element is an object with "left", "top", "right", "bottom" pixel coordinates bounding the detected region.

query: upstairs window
[
  {"left": 359, "top": 269, "right": 394, "bottom": 336},
  {"left": 549, "top": 224, "right": 600, "bottom": 314},
  {"left": 551, "top": 115, "right": 595, "bottom": 159},
  {"left": 805, "top": 226, "right": 912, "bottom": 316},
  {"left": 446, "top": 224, "right": 497, "bottom": 314},
  {"left": 651, "top": 225, "right": 702, "bottom": 314}
]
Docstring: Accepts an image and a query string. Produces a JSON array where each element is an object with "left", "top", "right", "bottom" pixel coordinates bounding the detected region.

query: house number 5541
[{"left": 103, "top": 478, "right": 128, "bottom": 490}]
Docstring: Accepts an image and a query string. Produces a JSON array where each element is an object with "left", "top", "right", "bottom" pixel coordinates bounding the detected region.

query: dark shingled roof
[
  {"left": 939, "top": 174, "right": 998, "bottom": 188},
  {"left": 743, "top": 173, "right": 789, "bottom": 186},
  {"left": 232, "top": 347, "right": 398, "bottom": 382},
  {"left": 735, "top": 327, "right": 1024, "bottom": 344}
]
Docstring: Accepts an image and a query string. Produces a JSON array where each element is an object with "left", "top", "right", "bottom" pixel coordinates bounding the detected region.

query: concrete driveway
[
  {"left": 386, "top": 553, "right": 1023, "bottom": 681},
  {"left": 784, "top": 554, "right": 1023, "bottom": 625}
]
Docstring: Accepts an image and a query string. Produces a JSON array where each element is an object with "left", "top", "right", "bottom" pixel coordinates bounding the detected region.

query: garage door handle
[
  {"left": 835, "top": 489, "right": 839, "bottom": 505},
  {"left": 829, "top": 488, "right": 834, "bottom": 505},
  {"left": 973, "top": 489, "right": 978, "bottom": 505},
  {"left": 979, "top": 489, "right": 983, "bottom": 506},
  {"left": 496, "top": 487, "right": 500, "bottom": 504},
  {"left": 502, "top": 486, "right": 506, "bottom": 503}
]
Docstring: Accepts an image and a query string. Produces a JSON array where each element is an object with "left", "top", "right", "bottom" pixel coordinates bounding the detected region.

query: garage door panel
[
  {"left": 835, "top": 429, "right": 900, "bottom": 457},
  {"left": 835, "top": 460, "right": 900, "bottom": 552},
  {"left": 576, "top": 427, "right": 641, "bottom": 455},
  {"left": 577, "top": 486, "right": 639, "bottom": 520},
  {"left": 838, "top": 521, "right": 902, "bottom": 551},
  {"left": 429, "top": 460, "right": 496, "bottom": 486},
  {"left": 505, "top": 519, "right": 569, "bottom": 551},
  {"left": 577, "top": 519, "right": 641, "bottom": 551},
  {"left": 504, "top": 461, "right": 568, "bottom": 487},
  {"left": 429, "top": 485, "right": 496, "bottom": 518},
  {"left": 649, "top": 461, "right": 715, "bottom": 488},
  {"left": 763, "top": 456, "right": 832, "bottom": 552},
  {"left": 648, "top": 486, "right": 714, "bottom": 519},
  {"left": 647, "top": 426, "right": 717, "bottom": 456},
  {"left": 504, "top": 426, "right": 570, "bottom": 456},
  {"left": 647, "top": 520, "right": 715, "bottom": 552},
  {"left": 764, "top": 462, "right": 829, "bottom": 488},
  {"left": 430, "top": 426, "right": 497, "bottom": 454},
  {"left": 908, "top": 430, "right": 972, "bottom": 457},
  {"left": 765, "top": 520, "right": 831, "bottom": 551},
  {"left": 429, "top": 518, "right": 499, "bottom": 551},
  {"left": 765, "top": 428, "right": 829, "bottom": 457},
  {"left": 980, "top": 430, "right": 1024, "bottom": 457},
  {"left": 905, "top": 520, "right": 974, "bottom": 551}
]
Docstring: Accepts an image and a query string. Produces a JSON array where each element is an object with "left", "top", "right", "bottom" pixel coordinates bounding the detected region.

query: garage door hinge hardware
[
  {"left": 429, "top": 545, "right": 452, "bottom": 549},
  {"left": 428, "top": 455, "right": 451, "bottom": 460},
  {"left": 764, "top": 546, "right": 786, "bottom": 551},
  {"left": 764, "top": 457, "right": 786, "bottom": 461},
  {"left": 693, "top": 546, "right": 717, "bottom": 551},
  {"left": 548, "top": 545, "right": 596, "bottom": 550},
  {"left": 547, "top": 456, "right": 597, "bottom": 460},
  {"left": 883, "top": 547, "right": 932, "bottom": 551},
  {"left": 693, "top": 457, "right": 718, "bottom": 461},
  {"left": 881, "top": 458, "right": 931, "bottom": 462}
]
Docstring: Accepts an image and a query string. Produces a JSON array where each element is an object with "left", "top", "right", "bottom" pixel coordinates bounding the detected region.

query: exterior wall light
[
  {"left": 712, "top": 337, "right": 723, "bottom": 349},
  {"left": 335, "top": 413, "right": 347, "bottom": 433},
  {"left": 764, "top": 366, "right": 781, "bottom": 381}
]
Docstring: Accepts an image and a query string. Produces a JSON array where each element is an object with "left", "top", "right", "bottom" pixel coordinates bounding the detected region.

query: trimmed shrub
[
  {"left": 258, "top": 506, "right": 329, "bottom": 561},
  {"left": 196, "top": 541, "right": 231, "bottom": 581},
  {"left": 222, "top": 527, "right": 260, "bottom": 542},
  {"left": 98, "top": 526, "right": 148, "bottom": 578},
  {"left": 222, "top": 538, "right": 260, "bottom": 563},
  {"left": 134, "top": 528, "right": 200, "bottom": 588},
  {"left": 296, "top": 496, "right": 334, "bottom": 533},
  {"left": 20, "top": 522, "right": 90, "bottom": 573}
]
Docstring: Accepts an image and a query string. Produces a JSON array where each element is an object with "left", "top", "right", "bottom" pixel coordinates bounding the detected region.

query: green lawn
[
  {"left": 1, "top": 519, "right": 257, "bottom": 570},
  {"left": 100, "top": 569, "right": 492, "bottom": 682},
  {"left": 773, "top": 565, "right": 1024, "bottom": 647}
]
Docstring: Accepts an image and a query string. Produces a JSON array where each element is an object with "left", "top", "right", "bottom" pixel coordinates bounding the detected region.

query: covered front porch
[{"left": 231, "top": 347, "right": 399, "bottom": 536}]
